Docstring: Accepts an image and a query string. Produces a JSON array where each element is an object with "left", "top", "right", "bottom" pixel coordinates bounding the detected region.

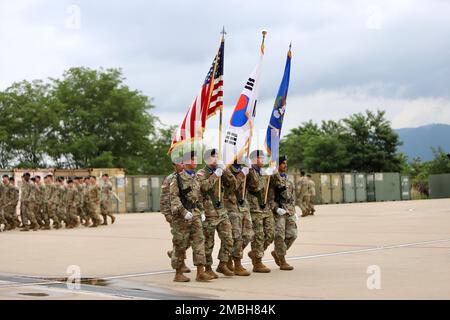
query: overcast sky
[{"left": 1, "top": 0, "right": 450, "bottom": 150}]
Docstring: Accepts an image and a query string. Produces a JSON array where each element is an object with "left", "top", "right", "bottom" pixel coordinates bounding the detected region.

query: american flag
[{"left": 169, "top": 39, "right": 224, "bottom": 154}]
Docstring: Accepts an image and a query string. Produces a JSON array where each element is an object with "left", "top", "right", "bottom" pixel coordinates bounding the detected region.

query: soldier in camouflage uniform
[
  {"left": 100, "top": 174, "right": 115, "bottom": 225},
  {"left": 246, "top": 150, "right": 275, "bottom": 273},
  {"left": 197, "top": 149, "right": 234, "bottom": 278},
  {"left": 55, "top": 177, "right": 69, "bottom": 228},
  {"left": 268, "top": 155, "right": 298, "bottom": 271},
  {"left": 161, "top": 158, "right": 191, "bottom": 274},
  {"left": 20, "top": 173, "right": 39, "bottom": 231},
  {"left": 169, "top": 151, "right": 213, "bottom": 282},
  {"left": 4, "top": 177, "right": 20, "bottom": 230},
  {"left": 0, "top": 175, "right": 8, "bottom": 231},
  {"left": 74, "top": 177, "right": 88, "bottom": 226},
  {"left": 82, "top": 177, "right": 92, "bottom": 226},
  {"left": 87, "top": 176, "right": 102, "bottom": 228},
  {"left": 223, "top": 162, "right": 254, "bottom": 276},
  {"left": 295, "top": 171, "right": 309, "bottom": 217},
  {"left": 45, "top": 175, "right": 61, "bottom": 229},
  {"left": 34, "top": 176, "right": 50, "bottom": 230},
  {"left": 65, "top": 179, "right": 80, "bottom": 228},
  {"left": 306, "top": 174, "right": 316, "bottom": 216}
]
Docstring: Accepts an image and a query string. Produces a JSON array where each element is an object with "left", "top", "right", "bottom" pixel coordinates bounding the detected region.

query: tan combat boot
[
  {"left": 216, "top": 261, "right": 234, "bottom": 276},
  {"left": 173, "top": 268, "right": 190, "bottom": 282},
  {"left": 196, "top": 265, "right": 213, "bottom": 282},
  {"left": 227, "top": 255, "right": 234, "bottom": 272},
  {"left": 279, "top": 256, "right": 294, "bottom": 271},
  {"left": 271, "top": 251, "right": 281, "bottom": 267},
  {"left": 181, "top": 262, "right": 191, "bottom": 273},
  {"left": 233, "top": 258, "right": 251, "bottom": 276},
  {"left": 253, "top": 257, "right": 271, "bottom": 273},
  {"left": 204, "top": 265, "right": 219, "bottom": 279}
]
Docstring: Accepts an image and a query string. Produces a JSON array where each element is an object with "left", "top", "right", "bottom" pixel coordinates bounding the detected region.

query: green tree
[
  {"left": 49, "top": 67, "right": 157, "bottom": 173},
  {"left": 0, "top": 80, "right": 58, "bottom": 168}
]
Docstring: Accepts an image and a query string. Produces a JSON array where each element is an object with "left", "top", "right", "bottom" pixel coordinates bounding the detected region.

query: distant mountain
[{"left": 396, "top": 124, "right": 450, "bottom": 161}]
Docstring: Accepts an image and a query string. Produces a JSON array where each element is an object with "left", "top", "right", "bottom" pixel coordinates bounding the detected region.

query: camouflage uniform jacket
[
  {"left": 169, "top": 170, "right": 204, "bottom": 217},
  {"left": 100, "top": 181, "right": 113, "bottom": 202},
  {"left": 21, "top": 180, "right": 35, "bottom": 203},
  {"left": 223, "top": 164, "right": 248, "bottom": 213},
  {"left": 160, "top": 173, "right": 176, "bottom": 219},
  {"left": 268, "top": 172, "right": 296, "bottom": 215},
  {"left": 246, "top": 166, "right": 269, "bottom": 214},
  {"left": 4, "top": 184, "right": 19, "bottom": 208},
  {"left": 88, "top": 184, "right": 101, "bottom": 204},
  {"left": 66, "top": 186, "right": 80, "bottom": 209},
  {"left": 197, "top": 166, "right": 236, "bottom": 218}
]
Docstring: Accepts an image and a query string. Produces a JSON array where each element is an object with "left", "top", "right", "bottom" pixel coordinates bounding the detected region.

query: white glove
[
  {"left": 263, "top": 167, "right": 273, "bottom": 176},
  {"left": 214, "top": 168, "right": 223, "bottom": 177},
  {"left": 217, "top": 163, "right": 226, "bottom": 170},
  {"left": 184, "top": 211, "right": 193, "bottom": 220},
  {"left": 294, "top": 213, "right": 300, "bottom": 222},
  {"left": 272, "top": 167, "right": 278, "bottom": 175},
  {"left": 241, "top": 167, "right": 249, "bottom": 176},
  {"left": 276, "top": 208, "right": 287, "bottom": 216},
  {"left": 201, "top": 214, "right": 206, "bottom": 222}
]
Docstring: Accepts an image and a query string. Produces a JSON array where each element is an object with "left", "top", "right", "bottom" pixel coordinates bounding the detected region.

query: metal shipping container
[
  {"left": 373, "top": 172, "right": 402, "bottom": 201},
  {"left": 320, "top": 174, "right": 343, "bottom": 204},
  {"left": 126, "top": 176, "right": 151, "bottom": 213},
  {"left": 343, "top": 173, "right": 356, "bottom": 203},
  {"left": 355, "top": 173, "right": 368, "bottom": 202},
  {"left": 429, "top": 174, "right": 450, "bottom": 199}
]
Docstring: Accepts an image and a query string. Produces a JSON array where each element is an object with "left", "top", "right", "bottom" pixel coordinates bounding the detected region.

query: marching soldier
[
  {"left": 56, "top": 177, "right": 69, "bottom": 228},
  {"left": 100, "top": 174, "right": 115, "bottom": 225},
  {"left": 87, "top": 176, "right": 102, "bottom": 228},
  {"left": 223, "top": 161, "right": 254, "bottom": 276},
  {"left": 268, "top": 155, "right": 298, "bottom": 271},
  {"left": 65, "top": 179, "right": 80, "bottom": 228},
  {"left": 246, "top": 150, "right": 275, "bottom": 273},
  {"left": 45, "top": 175, "right": 62, "bottom": 229},
  {"left": 34, "top": 176, "right": 50, "bottom": 230},
  {"left": 74, "top": 177, "right": 88, "bottom": 226},
  {"left": 295, "top": 171, "right": 309, "bottom": 217},
  {"left": 82, "top": 177, "right": 92, "bottom": 226},
  {"left": 306, "top": 174, "right": 316, "bottom": 216},
  {"left": 161, "top": 157, "right": 191, "bottom": 274},
  {"left": 169, "top": 151, "right": 213, "bottom": 282},
  {"left": 0, "top": 175, "right": 8, "bottom": 231},
  {"left": 197, "top": 148, "right": 234, "bottom": 278},
  {"left": 4, "top": 177, "right": 20, "bottom": 230},
  {"left": 20, "top": 173, "right": 39, "bottom": 231}
]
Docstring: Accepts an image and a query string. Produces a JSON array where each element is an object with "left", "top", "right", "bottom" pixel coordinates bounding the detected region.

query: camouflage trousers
[
  {"left": 202, "top": 211, "right": 233, "bottom": 265},
  {"left": 274, "top": 213, "right": 298, "bottom": 257},
  {"left": 4, "top": 206, "right": 20, "bottom": 227},
  {"left": 45, "top": 203, "right": 60, "bottom": 225},
  {"left": 34, "top": 204, "right": 49, "bottom": 226},
  {"left": 298, "top": 194, "right": 309, "bottom": 215},
  {"left": 307, "top": 196, "right": 315, "bottom": 212},
  {"left": 100, "top": 200, "right": 114, "bottom": 219},
  {"left": 87, "top": 203, "right": 102, "bottom": 224},
  {"left": 20, "top": 202, "right": 38, "bottom": 226},
  {"left": 250, "top": 211, "right": 275, "bottom": 259},
  {"left": 170, "top": 221, "right": 190, "bottom": 264},
  {"left": 77, "top": 205, "right": 88, "bottom": 222},
  {"left": 0, "top": 210, "right": 7, "bottom": 226},
  {"left": 66, "top": 206, "right": 79, "bottom": 225},
  {"left": 228, "top": 206, "right": 255, "bottom": 259},
  {"left": 171, "top": 213, "right": 206, "bottom": 269}
]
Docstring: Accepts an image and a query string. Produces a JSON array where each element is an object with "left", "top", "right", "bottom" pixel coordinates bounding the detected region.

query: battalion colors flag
[
  {"left": 168, "top": 39, "right": 224, "bottom": 155},
  {"left": 265, "top": 46, "right": 292, "bottom": 164},
  {"left": 222, "top": 40, "right": 265, "bottom": 167}
]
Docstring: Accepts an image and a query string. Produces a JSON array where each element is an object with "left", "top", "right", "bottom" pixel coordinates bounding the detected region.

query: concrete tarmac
[{"left": 1, "top": 199, "right": 449, "bottom": 299}]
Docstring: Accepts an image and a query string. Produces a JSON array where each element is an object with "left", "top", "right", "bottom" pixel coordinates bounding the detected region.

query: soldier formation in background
[
  {"left": 161, "top": 149, "right": 317, "bottom": 282},
  {"left": 0, "top": 173, "right": 115, "bottom": 232}
]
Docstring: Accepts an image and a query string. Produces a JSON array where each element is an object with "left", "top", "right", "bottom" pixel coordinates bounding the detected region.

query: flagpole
[
  {"left": 243, "top": 30, "right": 267, "bottom": 201},
  {"left": 204, "top": 29, "right": 224, "bottom": 205}
]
